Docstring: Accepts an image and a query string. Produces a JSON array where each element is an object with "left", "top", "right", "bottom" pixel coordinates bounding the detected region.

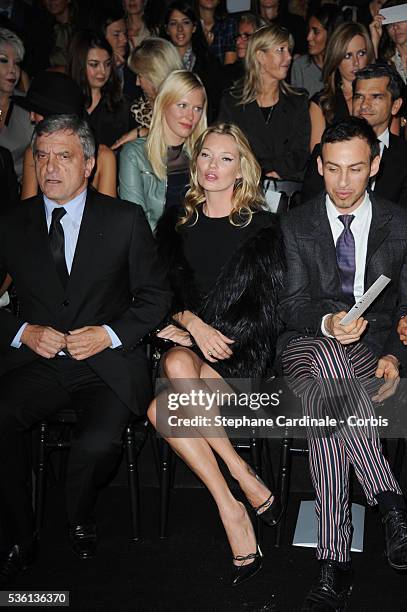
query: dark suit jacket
[
  {"left": 301, "top": 134, "right": 407, "bottom": 207},
  {"left": 218, "top": 85, "right": 310, "bottom": 181},
  {"left": 0, "top": 145, "right": 18, "bottom": 212},
  {"left": 0, "top": 189, "right": 172, "bottom": 414},
  {"left": 277, "top": 193, "right": 407, "bottom": 367}
]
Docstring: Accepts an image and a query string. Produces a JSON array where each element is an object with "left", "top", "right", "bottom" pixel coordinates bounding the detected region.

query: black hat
[{"left": 13, "top": 71, "right": 85, "bottom": 117}]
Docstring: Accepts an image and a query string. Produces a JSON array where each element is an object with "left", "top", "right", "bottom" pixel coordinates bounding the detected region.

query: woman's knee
[
  {"left": 162, "top": 347, "right": 198, "bottom": 379},
  {"left": 147, "top": 399, "right": 156, "bottom": 427}
]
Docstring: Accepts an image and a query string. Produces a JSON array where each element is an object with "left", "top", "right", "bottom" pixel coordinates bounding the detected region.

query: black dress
[
  {"left": 156, "top": 206, "right": 285, "bottom": 379},
  {"left": 88, "top": 97, "right": 136, "bottom": 148},
  {"left": 218, "top": 84, "right": 310, "bottom": 181},
  {"left": 164, "top": 145, "right": 190, "bottom": 213},
  {"left": 311, "top": 87, "right": 350, "bottom": 126},
  {"left": 182, "top": 209, "right": 271, "bottom": 300}
]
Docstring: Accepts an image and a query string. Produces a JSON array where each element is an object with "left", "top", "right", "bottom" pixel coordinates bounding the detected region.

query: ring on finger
[{"left": 207, "top": 349, "right": 213, "bottom": 357}]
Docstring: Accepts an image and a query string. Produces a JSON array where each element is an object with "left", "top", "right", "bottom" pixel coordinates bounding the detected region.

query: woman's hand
[
  {"left": 187, "top": 318, "right": 234, "bottom": 363},
  {"left": 157, "top": 325, "right": 193, "bottom": 347},
  {"left": 369, "top": 14, "right": 384, "bottom": 57},
  {"left": 265, "top": 170, "right": 281, "bottom": 179},
  {"left": 111, "top": 127, "right": 149, "bottom": 150}
]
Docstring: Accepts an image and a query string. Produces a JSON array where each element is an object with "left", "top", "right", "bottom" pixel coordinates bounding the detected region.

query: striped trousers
[{"left": 282, "top": 337, "right": 402, "bottom": 562}]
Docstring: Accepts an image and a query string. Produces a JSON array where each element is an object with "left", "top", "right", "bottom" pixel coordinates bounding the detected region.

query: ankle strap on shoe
[{"left": 233, "top": 551, "right": 260, "bottom": 562}]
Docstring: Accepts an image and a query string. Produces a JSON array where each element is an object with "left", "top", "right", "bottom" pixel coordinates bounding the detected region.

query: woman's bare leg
[
  {"left": 148, "top": 397, "right": 257, "bottom": 564},
  {"left": 198, "top": 362, "right": 275, "bottom": 511},
  {"left": 149, "top": 348, "right": 274, "bottom": 552},
  {"left": 160, "top": 347, "right": 275, "bottom": 509}
]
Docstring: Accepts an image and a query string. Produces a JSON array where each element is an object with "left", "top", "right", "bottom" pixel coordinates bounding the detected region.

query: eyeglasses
[{"left": 236, "top": 32, "right": 252, "bottom": 42}]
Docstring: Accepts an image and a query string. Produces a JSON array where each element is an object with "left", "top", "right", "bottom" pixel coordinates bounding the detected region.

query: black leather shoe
[
  {"left": 302, "top": 560, "right": 353, "bottom": 611},
  {"left": 68, "top": 523, "right": 97, "bottom": 560},
  {"left": 383, "top": 509, "right": 407, "bottom": 570},
  {"left": 231, "top": 545, "right": 263, "bottom": 587},
  {"left": 0, "top": 542, "right": 36, "bottom": 587}
]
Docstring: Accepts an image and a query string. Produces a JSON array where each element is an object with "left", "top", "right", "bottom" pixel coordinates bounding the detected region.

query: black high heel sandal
[
  {"left": 252, "top": 474, "right": 283, "bottom": 527},
  {"left": 254, "top": 492, "right": 283, "bottom": 526},
  {"left": 231, "top": 545, "right": 263, "bottom": 587}
]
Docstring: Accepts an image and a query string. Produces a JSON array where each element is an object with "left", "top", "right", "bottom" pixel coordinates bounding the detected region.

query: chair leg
[
  {"left": 160, "top": 441, "right": 172, "bottom": 539},
  {"left": 151, "top": 431, "right": 162, "bottom": 484},
  {"left": 260, "top": 438, "right": 280, "bottom": 541},
  {"left": 125, "top": 425, "right": 140, "bottom": 543},
  {"left": 250, "top": 437, "right": 262, "bottom": 477},
  {"left": 249, "top": 438, "right": 263, "bottom": 541},
  {"left": 262, "top": 438, "right": 277, "bottom": 495},
  {"left": 274, "top": 436, "right": 293, "bottom": 547},
  {"left": 393, "top": 438, "right": 406, "bottom": 480},
  {"left": 34, "top": 421, "right": 48, "bottom": 536},
  {"left": 58, "top": 425, "right": 71, "bottom": 483}
]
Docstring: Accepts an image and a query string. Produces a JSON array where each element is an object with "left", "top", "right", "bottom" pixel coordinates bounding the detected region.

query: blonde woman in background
[
  {"left": 111, "top": 37, "right": 182, "bottom": 150},
  {"left": 119, "top": 70, "right": 207, "bottom": 230},
  {"left": 0, "top": 28, "right": 32, "bottom": 181},
  {"left": 219, "top": 24, "right": 310, "bottom": 187}
]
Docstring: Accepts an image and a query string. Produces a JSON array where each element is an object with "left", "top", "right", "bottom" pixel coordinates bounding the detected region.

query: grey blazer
[{"left": 277, "top": 192, "right": 407, "bottom": 367}]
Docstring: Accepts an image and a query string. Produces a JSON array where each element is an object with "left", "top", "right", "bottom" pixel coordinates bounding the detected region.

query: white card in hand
[
  {"left": 380, "top": 4, "right": 407, "bottom": 25},
  {"left": 264, "top": 190, "right": 281, "bottom": 213},
  {"left": 340, "top": 275, "right": 391, "bottom": 326}
]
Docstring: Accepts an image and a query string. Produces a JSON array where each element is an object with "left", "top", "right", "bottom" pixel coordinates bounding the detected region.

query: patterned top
[{"left": 130, "top": 95, "right": 153, "bottom": 128}]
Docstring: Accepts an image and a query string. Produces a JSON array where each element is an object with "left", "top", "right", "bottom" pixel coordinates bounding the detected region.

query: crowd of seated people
[{"left": 1, "top": 1, "right": 407, "bottom": 610}]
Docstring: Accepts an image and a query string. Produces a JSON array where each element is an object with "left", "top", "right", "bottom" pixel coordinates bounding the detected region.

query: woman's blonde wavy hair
[
  {"left": 177, "top": 123, "right": 265, "bottom": 228},
  {"left": 127, "top": 37, "right": 182, "bottom": 94},
  {"left": 146, "top": 70, "right": 207, "bottom": 180},
  {"left": 238, "top": 23, "right": 297, "bottom": 105}
]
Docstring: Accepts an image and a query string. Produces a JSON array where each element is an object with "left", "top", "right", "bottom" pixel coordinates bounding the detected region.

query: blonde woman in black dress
[{"left": 149, "top": 123, "right": 285, "bottom": 586}]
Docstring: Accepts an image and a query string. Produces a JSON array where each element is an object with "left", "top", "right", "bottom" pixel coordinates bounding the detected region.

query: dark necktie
[
  {"left": 336, "top": 214, "right": 355, "bottom": 301},
  {"left": 49, "top": 207, "right": 69, "bottom": 287}
]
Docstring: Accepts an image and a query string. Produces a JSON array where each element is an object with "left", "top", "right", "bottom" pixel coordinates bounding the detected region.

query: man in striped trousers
[{"left": 278, "top": 118, "right": 407, "bottom": 611}]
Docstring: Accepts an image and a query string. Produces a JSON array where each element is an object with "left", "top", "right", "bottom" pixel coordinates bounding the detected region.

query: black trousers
[{"left": 0, "top": 356, "right": 131, "bottom": 546}]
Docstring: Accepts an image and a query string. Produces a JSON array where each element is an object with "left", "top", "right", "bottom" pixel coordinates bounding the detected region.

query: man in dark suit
[
  {"left": 279, "top": 118, "right": 407, "bottom": 611},
  {"left": 301, "top": 63, "right": 407, "bottom": 207},
  {"left": 0, "top": 115, "right": 171, "bottom": 583}
]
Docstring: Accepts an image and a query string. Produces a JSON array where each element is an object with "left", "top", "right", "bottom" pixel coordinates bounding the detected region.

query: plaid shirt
[{"left": 207, "top": 16, "right": 237, "bottom": 64}]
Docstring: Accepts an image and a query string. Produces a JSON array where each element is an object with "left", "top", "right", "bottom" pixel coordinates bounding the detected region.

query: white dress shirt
[
  {"left": 321, "top": 192, "right": 372, "bottom": 335},
  {"left": 11, "top": 189, "right": 121, "bottom": 350}
]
